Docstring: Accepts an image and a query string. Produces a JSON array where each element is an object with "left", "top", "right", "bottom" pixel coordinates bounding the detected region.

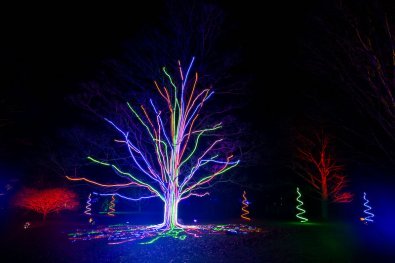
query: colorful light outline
[
  {"left": 241, "top": 190, "right": 251, "bottom": 221},
  {"left": 296, "top": 187, "right": 308, "bottom": 223},
  {"left": 67, "top": 57, "right": 240, "bottom": 232}
]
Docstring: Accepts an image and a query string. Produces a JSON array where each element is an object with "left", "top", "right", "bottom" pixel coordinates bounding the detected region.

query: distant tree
[
  {"left": 294, "top": 131, "right": 352, "bottom": 219},
  {"left": 14, "top": 188, "right": 79, "bottom": 222},
  {"left": 305, "top": 1, "right": 395, "bottom": 164}
]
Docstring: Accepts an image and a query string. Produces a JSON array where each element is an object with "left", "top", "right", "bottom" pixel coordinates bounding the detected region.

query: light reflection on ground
[{"left": 68, "top": 224, "right": 264, "bottom": 245}]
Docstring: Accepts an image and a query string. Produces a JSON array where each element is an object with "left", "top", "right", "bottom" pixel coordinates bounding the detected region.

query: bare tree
[
  {"left": 60, "top": 2, "right": 258, "bottom": 232},
  {"left": 305, "top": 0, "right": 395, "bottom": 163},
  {"left": 294, "top": 131, "right": 352, "bottom": 219},
  {"left": 67, "top": 58, "right": 240, "bottom": 229}
]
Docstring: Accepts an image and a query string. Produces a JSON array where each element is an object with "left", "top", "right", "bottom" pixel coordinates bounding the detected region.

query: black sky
[{"left": 0, "top": 2, "right": 307, "bottom": 155}]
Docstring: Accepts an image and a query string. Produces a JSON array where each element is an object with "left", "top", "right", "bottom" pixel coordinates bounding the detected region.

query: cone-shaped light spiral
[
  {"left": 361, "top": 192, "right": 374, "bottom": 223},
  {"left": 296, "top": 187, "right": 308, "bottom": 223},
  {"left": 241, "top": 190, "right": 251, "bottom": 221},
  {"left": 84, "top": 193, "right": 92, "bottom": 215},
  {"left": 108, "top": 195, "right": 116, "bottom": 216}
]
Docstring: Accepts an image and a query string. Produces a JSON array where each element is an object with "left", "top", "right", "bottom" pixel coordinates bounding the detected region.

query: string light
[
  {"left": 92, "top": 192, "right": 157, "bottom": 201},
  {"left": 296, "top": 187, "right": 308, "bottom": 223}
]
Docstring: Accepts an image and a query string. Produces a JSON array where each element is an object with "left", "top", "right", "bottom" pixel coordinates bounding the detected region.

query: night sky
[
  {"left": 1, "top": 1, "right": 310, "bottom": 166},
  {"left": 1, "top": 0, "right": 395, "bottom": 220}
]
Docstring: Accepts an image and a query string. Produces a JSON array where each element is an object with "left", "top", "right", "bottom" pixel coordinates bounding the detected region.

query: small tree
[
  {"left": 14, "top": 188, "right": 79, "bottom": 222},
  {"left": 294, "top": 131, "right": 352, "bottom": 219}
]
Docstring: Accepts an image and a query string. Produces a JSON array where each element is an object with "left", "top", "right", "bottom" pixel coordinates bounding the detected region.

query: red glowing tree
[
  {"left": 294, "top": 131, "right": 352, "bottom": 219},
  {"left": 14, "top": 188, "right": 79, "bottom": 222}
]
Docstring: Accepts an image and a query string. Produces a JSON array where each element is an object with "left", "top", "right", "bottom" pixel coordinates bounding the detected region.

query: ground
[{"left": 0, "top": 216, "right": 394, "bottom": 262}]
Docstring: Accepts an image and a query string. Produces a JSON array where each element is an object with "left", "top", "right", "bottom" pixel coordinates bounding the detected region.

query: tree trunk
[
  {"left": 163, "top": 191, "right": 179, "bottom": 229},
  {"left": 42, "top": 212, "right": 47, "bottom": 223},
  {"left": 321, "top": 199, "right": 328, "bottom": 220},
  {"left": 322, "top": 176, "right": 329, "bottom": 220}
]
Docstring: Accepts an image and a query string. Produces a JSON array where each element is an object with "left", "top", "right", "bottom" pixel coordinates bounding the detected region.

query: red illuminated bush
[{"left": 14, "top": 188, "right": 79, "bottom": 222}]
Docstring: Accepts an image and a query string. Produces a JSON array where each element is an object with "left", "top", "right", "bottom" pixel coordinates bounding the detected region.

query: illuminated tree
[
  {"left": 294, "top": 131, "right": 352, "bottom": 219},
  {"left": 14, "top": 188, "right": 79, "bottom": 222},
  {"left": 67, "top": 58, "right": 239, "bottom": 230}
]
